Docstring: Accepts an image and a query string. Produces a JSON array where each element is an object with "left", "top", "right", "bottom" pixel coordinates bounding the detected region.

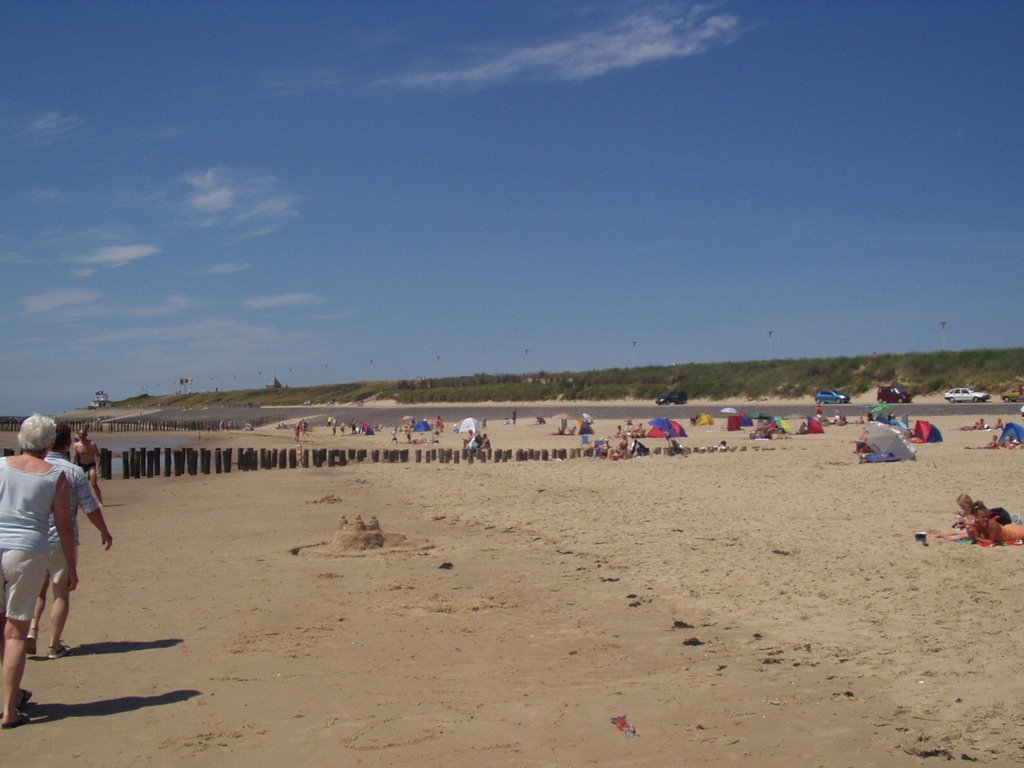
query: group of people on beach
[
  {"left": 0, "top": 416, "right": 113, "bottom": 728},
  {"left": 929, "top": 494, "right": 1024, "bottom": 544}
]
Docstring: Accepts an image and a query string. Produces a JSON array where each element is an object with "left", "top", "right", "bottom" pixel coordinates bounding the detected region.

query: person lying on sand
[
  {"left": 930, "top": 494, "right": 977, "bottom": 541},
  {"left": 970, "top": 501, "right": 1024, "bottom": 544}
]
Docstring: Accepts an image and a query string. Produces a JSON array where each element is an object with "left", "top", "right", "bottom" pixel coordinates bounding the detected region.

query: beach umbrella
[
  {"left": 550, "top": 412, "right": 574, "bottom": 421},
  {"left": 865, "top": 423, "right": 916, "bottom": 460},
  {"left": 748, "top": 412, "right": 772, "bottom": 420},
  {"left": 871, "top": 403, "right": 890, "bottom": 414},
  {"left": 581, "top": 413, "right": 594, "bottom": 424},
  {"left": 720, "top": 407, "right": 738, "bottom": 414}
]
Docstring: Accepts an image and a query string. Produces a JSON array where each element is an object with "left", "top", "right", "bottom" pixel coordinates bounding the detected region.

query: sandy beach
[{"left": 4, "top": 402, "right": 1024, "bottom": 765}]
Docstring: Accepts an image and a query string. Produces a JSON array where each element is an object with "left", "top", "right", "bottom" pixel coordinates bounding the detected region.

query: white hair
[{"left": 18, "top": 413, "right": 56, "bottom": 452}]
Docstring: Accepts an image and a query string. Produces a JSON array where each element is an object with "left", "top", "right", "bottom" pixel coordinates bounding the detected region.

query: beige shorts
[
  {"left": 47, "top": 546, "right": 77, "bottom": 586},
  {"left": 1, "top": 549, "right": 48, "bottom": 622}
]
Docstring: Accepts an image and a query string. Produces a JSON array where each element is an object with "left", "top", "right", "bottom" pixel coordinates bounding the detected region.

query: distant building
[
  {"left": 90, "top": 390, "right": 111, "bottom": 408},
  {"left": 266, "top": 377, "right": 284, "bottom": 389}
]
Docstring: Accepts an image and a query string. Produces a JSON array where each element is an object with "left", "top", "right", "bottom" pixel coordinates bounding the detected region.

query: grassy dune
[{"left": 115, "top": 347, "right": 1024, "bottom": 408}]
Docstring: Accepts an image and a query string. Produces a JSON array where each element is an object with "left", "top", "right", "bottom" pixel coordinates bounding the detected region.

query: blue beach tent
[
  {"left": 998, "top": 423, "right": 1024, "bottom": 445},
  {"left": 413, "top": 420, "right": 432, "bottom": 432}
]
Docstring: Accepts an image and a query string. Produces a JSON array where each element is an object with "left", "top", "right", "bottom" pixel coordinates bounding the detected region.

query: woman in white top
[{"left": 0, "top": 414, "right": 76, "bottom": 729}]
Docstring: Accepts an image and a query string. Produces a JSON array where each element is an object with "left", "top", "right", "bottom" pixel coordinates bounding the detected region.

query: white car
[{"left": 944, "top": 387, "right": 991, "bottom": 403}]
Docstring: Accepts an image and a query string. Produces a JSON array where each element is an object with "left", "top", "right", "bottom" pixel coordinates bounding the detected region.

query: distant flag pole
[
  {"left": 940, "top": 321, "right": 947, "bottom": 351},
  {"left": 768, "top": 330, "right": 774, "bottom": 359}
]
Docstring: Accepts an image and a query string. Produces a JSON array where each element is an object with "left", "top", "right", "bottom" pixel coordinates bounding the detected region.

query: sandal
[
  {"left": 48, "top": 643, "right": 73, "bottom": 660},
  {"left": 18, "top": 689, "right": 31, "bottom": 709},
  {"left": 1, "top": 712, "right": 31, "bottom": 729}
]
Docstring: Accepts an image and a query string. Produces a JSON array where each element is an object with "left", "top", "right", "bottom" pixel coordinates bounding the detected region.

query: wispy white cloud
[
  {"left": 74, "top": 243, "right": 160, "bottom": 269},
  {"left": 268, "top": 67, "right": 348, "bottom": 97},
  {"left": 14, "top": 111, "right": 83, "bottom": 146},
  {"left": 243, "top": 292, "right": 326, "bottom": 309},
  {"left": 26, "top": 188, "right": 65, "bottom": 202},
  {"left": 22, "top": 288, "right": 101, "bottom": 314},
  {"left": 376, "top": 4, "right": 741, "bottom": 90},
  {"left": 182, "top": 168, "right": 299, "bottom": 236},
  {"left": 198, "top": 260, "right": 251, "bottom": 275},
  {"left": 71, "top": 295, "right": 191, "bottom": 318}
]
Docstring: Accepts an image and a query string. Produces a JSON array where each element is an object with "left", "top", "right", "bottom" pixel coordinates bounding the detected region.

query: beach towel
[
  {"left": 861, "top": 452, "right": 901, "bottom": 462},
  {"left": 972, "top": 540, "right": 1024, "bottom": 547}
]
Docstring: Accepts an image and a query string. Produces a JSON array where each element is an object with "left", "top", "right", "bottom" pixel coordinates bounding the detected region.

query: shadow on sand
[
  {"left": 27, "top": 689, "right": 201, "bottom": 722},
  {"left": 71, "top": 638, "right": 184, "bottom": 656}
]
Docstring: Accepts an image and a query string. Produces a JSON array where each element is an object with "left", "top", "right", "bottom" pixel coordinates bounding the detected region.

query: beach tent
[
  {"left": 913, "top": 421, "right": 943, "bottom": 443},
  {"left": 998, "top": 422, "right": 1024, "bottom": 446},
  {"left": 804, "top": 417, "right": 825, "bottom": 434},
  {"left": 456, "top": 417, "right": 481, "bottom": 434},
  {"left": 741, "top": 414, "right": 753, "bottom": 427},
  {"left": 695, "top": 413, "right": 714, "bottom": 426},
  {"left": 864, "top": 423, "right": 916, "bottom": 461},
  {"left": 773, "top": 417, "right": 794, "bottom": 434},
  {"left": 727, "top": 415, "right": 743, "bottom": 431},
  {"left": 649, "top": 418, "right": 686, "bottom": 438},
  {"left": 413, "top": 420, "right": 432, "bottom": 432}
]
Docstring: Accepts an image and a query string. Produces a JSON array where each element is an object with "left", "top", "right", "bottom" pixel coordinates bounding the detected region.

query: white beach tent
[
  {"left": 865, "top": 423, "right": 916, "bottom": 461},
  {"left": 456, "top": 417, "right": 481, "bottom": 434}
]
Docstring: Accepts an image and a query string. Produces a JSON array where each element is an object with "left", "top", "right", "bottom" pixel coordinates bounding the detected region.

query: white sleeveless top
[{"left": 0, "top": 458, "right": 62, "bottom": 553}]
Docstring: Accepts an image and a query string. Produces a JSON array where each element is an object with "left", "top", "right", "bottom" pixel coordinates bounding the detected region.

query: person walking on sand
[
  {"left": 0, "top": 414, "right": 77, "bottom": 729},
  {"left": 27, "top": 424, "right": 113, "bottom": 659},
  {"left": 72, "top": 427, "right": 104, "bottom": 509}
]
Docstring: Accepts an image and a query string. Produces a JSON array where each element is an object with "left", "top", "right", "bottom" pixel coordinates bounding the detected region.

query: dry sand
[{"left": 4, "top": 407, "right": 1024, "bottom": 766}]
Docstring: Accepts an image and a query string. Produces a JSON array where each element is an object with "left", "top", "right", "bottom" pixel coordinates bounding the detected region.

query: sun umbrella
[
  {"left": 581, "top": 413, "right": 594, "bottom": 424},
  {"left": 865, "top": 423, "right": 916, "bottom": 460},
  {"left": 720, "top": 407, "right": 738, "bottom": 414},
  {"left": 871, "top": 403, "right": 890, "bottom": 414},
  {"left": 748, "top": 412, "right": 772, "bottom": 420},
  {"left": 550, "top": 412, "right": 574, "bottom": 421}
]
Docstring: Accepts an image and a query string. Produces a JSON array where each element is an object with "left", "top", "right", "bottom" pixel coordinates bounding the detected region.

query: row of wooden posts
[
  {"left": 0, "top": 416, "right": 285, "bottom": 433},
  {"left": 2, "top": 445, "right": 681, "bottom": 479}
]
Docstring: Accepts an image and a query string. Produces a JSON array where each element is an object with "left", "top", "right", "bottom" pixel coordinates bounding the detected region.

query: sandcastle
[{"left": 329, "top": 514, "right": 407, "bottom": 552}]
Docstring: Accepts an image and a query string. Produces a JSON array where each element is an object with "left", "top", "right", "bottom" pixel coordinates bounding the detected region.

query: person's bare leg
[
  {"left": 48, "top": 579, "right": 70, "bottom": 652},
  {"left": 89, "top": 467, "right": 104, "bottom": 507},
  {"left": 27, "top": 579, "right": 48, "bottom": 656},
  {"left": 2, "top": 617, "right": 29, "bottom": 724}
]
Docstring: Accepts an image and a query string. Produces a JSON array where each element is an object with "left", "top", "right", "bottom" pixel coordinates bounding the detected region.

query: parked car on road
[
  {"left": 1001, "top": 388, "right": 1024, "bottom": 403},
  {"left": 814, "top": 389, "right": 850, "bottom": 404},
  {"left": 877, "top": 385, "right": 912, "bottom": 404},
  {"left": 944, "top": 387, "right": 991, "bottom": 403},
  {"left": 655, "top": 390, "right": 688, "bottom": 405}
]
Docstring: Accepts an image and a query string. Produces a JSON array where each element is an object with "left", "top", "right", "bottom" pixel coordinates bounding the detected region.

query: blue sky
[{"left": 3, "top": 1, "right": 1022, "bottom": 414}]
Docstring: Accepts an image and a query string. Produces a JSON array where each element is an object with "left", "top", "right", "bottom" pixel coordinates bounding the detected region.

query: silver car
[{"left": 944, "top": 387, "right": 991, "bottom": 403}]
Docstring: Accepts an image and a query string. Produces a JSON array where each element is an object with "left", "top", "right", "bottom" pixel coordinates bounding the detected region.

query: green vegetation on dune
[{"left": 114, "top": 348, "right": 1024, "bottom": 408}]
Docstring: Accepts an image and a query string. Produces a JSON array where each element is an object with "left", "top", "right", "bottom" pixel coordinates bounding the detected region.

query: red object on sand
[{"left": 610, "top": 715, "right": 637, "bottom": 736}]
